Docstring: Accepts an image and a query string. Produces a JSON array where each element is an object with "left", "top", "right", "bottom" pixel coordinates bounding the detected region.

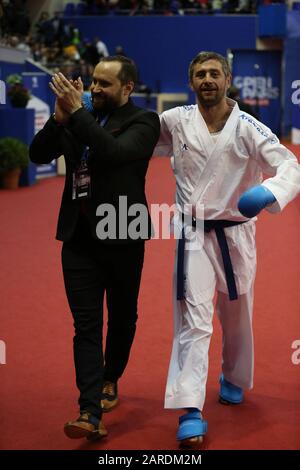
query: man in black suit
[{"left": 29, "top": 56, "right": 160, "bottom": 441}]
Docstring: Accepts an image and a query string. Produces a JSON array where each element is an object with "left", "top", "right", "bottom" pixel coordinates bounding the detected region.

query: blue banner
[
  {"left": 231, "top": 50, "right": 282, "bottom": 135},
  {"left": 23, "top": 73, "right": 57, "bottom": 178},
  {"left": 0, "top": 108, "right": 36, "bottom": 186}
]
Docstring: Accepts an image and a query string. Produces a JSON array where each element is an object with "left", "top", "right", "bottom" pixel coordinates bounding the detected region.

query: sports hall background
[{"left": 0, "top": 0, "right": 300, "bottom": 451}]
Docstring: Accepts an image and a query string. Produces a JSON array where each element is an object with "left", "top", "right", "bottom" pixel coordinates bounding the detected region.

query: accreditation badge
[{"left": 72, "top": 159, "right": 91, "bottom": 200}]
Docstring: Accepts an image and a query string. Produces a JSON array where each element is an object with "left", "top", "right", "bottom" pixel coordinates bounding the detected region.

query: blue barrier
[
  {"left": 63, "top": 15, "right": 256, "bottom": 93},
  {"left": 258, "top": 4, "right": 287, "bottom": 38},
  {"left": 0, "top": 108, "right": 36, "bottom": 186}
]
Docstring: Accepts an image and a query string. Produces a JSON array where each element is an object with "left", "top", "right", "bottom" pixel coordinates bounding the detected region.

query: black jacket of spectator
[{"left": 29, "top": 100, "right": 160, "bottom": 243}]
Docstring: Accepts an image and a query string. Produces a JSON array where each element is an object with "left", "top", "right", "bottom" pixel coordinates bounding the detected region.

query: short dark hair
[
  {"left": 99, "top": 55, "right": 138, "bottom": 85},
  {"left": 189, "top": 51, "right": 231, "bottom": 82}
]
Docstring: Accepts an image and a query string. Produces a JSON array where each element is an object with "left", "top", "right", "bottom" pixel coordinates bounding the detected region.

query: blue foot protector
[
  {"left": 219, "top": 374, "right": 244, "bottom": 404},
  {"left": 176, "top": 411, "right": 208, "bottom": 441}
]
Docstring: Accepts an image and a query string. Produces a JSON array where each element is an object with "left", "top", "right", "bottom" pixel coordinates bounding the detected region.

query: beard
[
  {"left": 196, "top": 85, "right": 225, "bottom": 108},
  {"left": 92, "top": 90, "right": 122, "bottom": 115}
]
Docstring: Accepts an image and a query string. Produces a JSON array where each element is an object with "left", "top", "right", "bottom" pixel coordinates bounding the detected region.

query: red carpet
[{"left": 0, "top": 150, "right": 300, "bottom": 450}]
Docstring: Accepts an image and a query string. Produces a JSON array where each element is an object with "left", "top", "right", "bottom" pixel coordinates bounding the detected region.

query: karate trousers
[{"left": 165, "top": 220, "right": 256, "bottom": 411}]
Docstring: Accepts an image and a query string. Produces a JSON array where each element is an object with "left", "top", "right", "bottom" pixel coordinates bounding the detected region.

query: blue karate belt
[{"left": 176, "top": 219, "right": 246, "bottom": 302}]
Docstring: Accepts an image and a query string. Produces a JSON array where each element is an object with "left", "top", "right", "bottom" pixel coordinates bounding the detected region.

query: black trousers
[{"left": 61, "top": 217, "right": 145, "bottom": 419}]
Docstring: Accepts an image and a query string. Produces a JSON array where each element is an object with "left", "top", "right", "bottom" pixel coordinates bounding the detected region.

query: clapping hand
[{"left": 49, "top": 72, "right": 84, "bottom": 115}]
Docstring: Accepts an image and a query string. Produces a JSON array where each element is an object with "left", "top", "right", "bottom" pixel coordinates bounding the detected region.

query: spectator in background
[
  {"left": 16, "top": 34, "right": 31, "bottom": 54},
  {"left": 34, "top": 11, "right": 48, "bottom": 39},
  {"left": 81, "top": 38, "right": 99, "bottom": 74},
  {"left": 31, "top": 42, "right": 43, "bottom": 63},
  {"left": 115, "top": 45, "right": 126, "bottom": 56},
  {"left": 3, "top": 0, "right": 30, "bottom": 36},
  {"left": 235, "top": 0, "right": 251, "bottom": 13},
  {"left": 0, "top": 1, "right": 4, "bottom": 37},
  {"left": 95, "top": 36, "right": 109, "bottom": 59},
  {"left": 51, "top": 11, "right": 64, "bottom": 44},
  {"left": 35, "top": 11, "right": 55, "bottom": 46},
  {"left": 72, "top": 59, "right": 92, "bottom": 90},
  {"left": 62, "top": 22, "right": 76, "bottom": 45},
  {"left": 71, "top": 27, "right": 81, "bottom": 46},
  {"left": 197, "top": 0, "right": 212, "bottom": 14},
  {"left": 227, "top": 85, "right": 258, "bottom": 119},
  {"left": 211, "top": 0, "right": 222, "bottom": 12}
]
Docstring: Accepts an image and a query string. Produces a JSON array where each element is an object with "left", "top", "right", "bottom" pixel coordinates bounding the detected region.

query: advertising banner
[
  {"left": 23, "top": 73, "right": 57, "bottom": 178},
  {"left": 231, "top": 50, "right": 282, "bottom": 135}
]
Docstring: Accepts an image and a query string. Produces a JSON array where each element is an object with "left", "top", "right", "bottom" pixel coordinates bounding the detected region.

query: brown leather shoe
[
  {"left": 179, "top": 436, "right": 204, "bottom": 449},
  {"left": 101, "top": 381, "right": 119, "bottom": 412},
  {"left": 64, "top": 412, "right": 108, "bottom": 441}
]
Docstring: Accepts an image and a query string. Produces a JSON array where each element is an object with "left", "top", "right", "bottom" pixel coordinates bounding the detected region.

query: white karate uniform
[{"left": 155, "top": 99, "right": 300, "bottom": 411}]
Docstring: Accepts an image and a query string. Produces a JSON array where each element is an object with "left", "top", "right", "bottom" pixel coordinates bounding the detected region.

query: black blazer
[{"left": 29, "top": 99, "right": 160, "bottom": 243}]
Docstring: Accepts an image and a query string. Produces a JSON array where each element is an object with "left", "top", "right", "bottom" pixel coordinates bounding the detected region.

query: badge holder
[{"left": 72, "top": 148, "right": 91, "bottom": 200}]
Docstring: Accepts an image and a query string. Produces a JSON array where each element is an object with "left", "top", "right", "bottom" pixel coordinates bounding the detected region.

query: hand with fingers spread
[
  {"left": 53, "top": 78, "right": 84, "bottom": 125},
  {"left": 70, "top": 78, "right": 84, "bottom": 93},
  {"left": 49, "top": 73, "right": 83, "bottom": 115}
]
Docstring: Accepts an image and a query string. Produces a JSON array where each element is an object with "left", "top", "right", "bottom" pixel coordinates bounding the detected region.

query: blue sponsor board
[
  {"left": 23, "top": 73, "right": 57, "bottom": 178},
  {"left": 231, "top": 50, "right": 282, "bottom": 135}
]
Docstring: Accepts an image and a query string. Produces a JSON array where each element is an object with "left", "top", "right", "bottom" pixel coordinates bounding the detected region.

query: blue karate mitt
[{"left": 238, "top": 185, "right": 276, "bottom": 218}]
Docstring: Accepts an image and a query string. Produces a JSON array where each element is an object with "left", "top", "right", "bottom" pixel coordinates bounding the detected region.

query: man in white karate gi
[{"left": 155, "top": 51, "right": 300, "bottom": 448}]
